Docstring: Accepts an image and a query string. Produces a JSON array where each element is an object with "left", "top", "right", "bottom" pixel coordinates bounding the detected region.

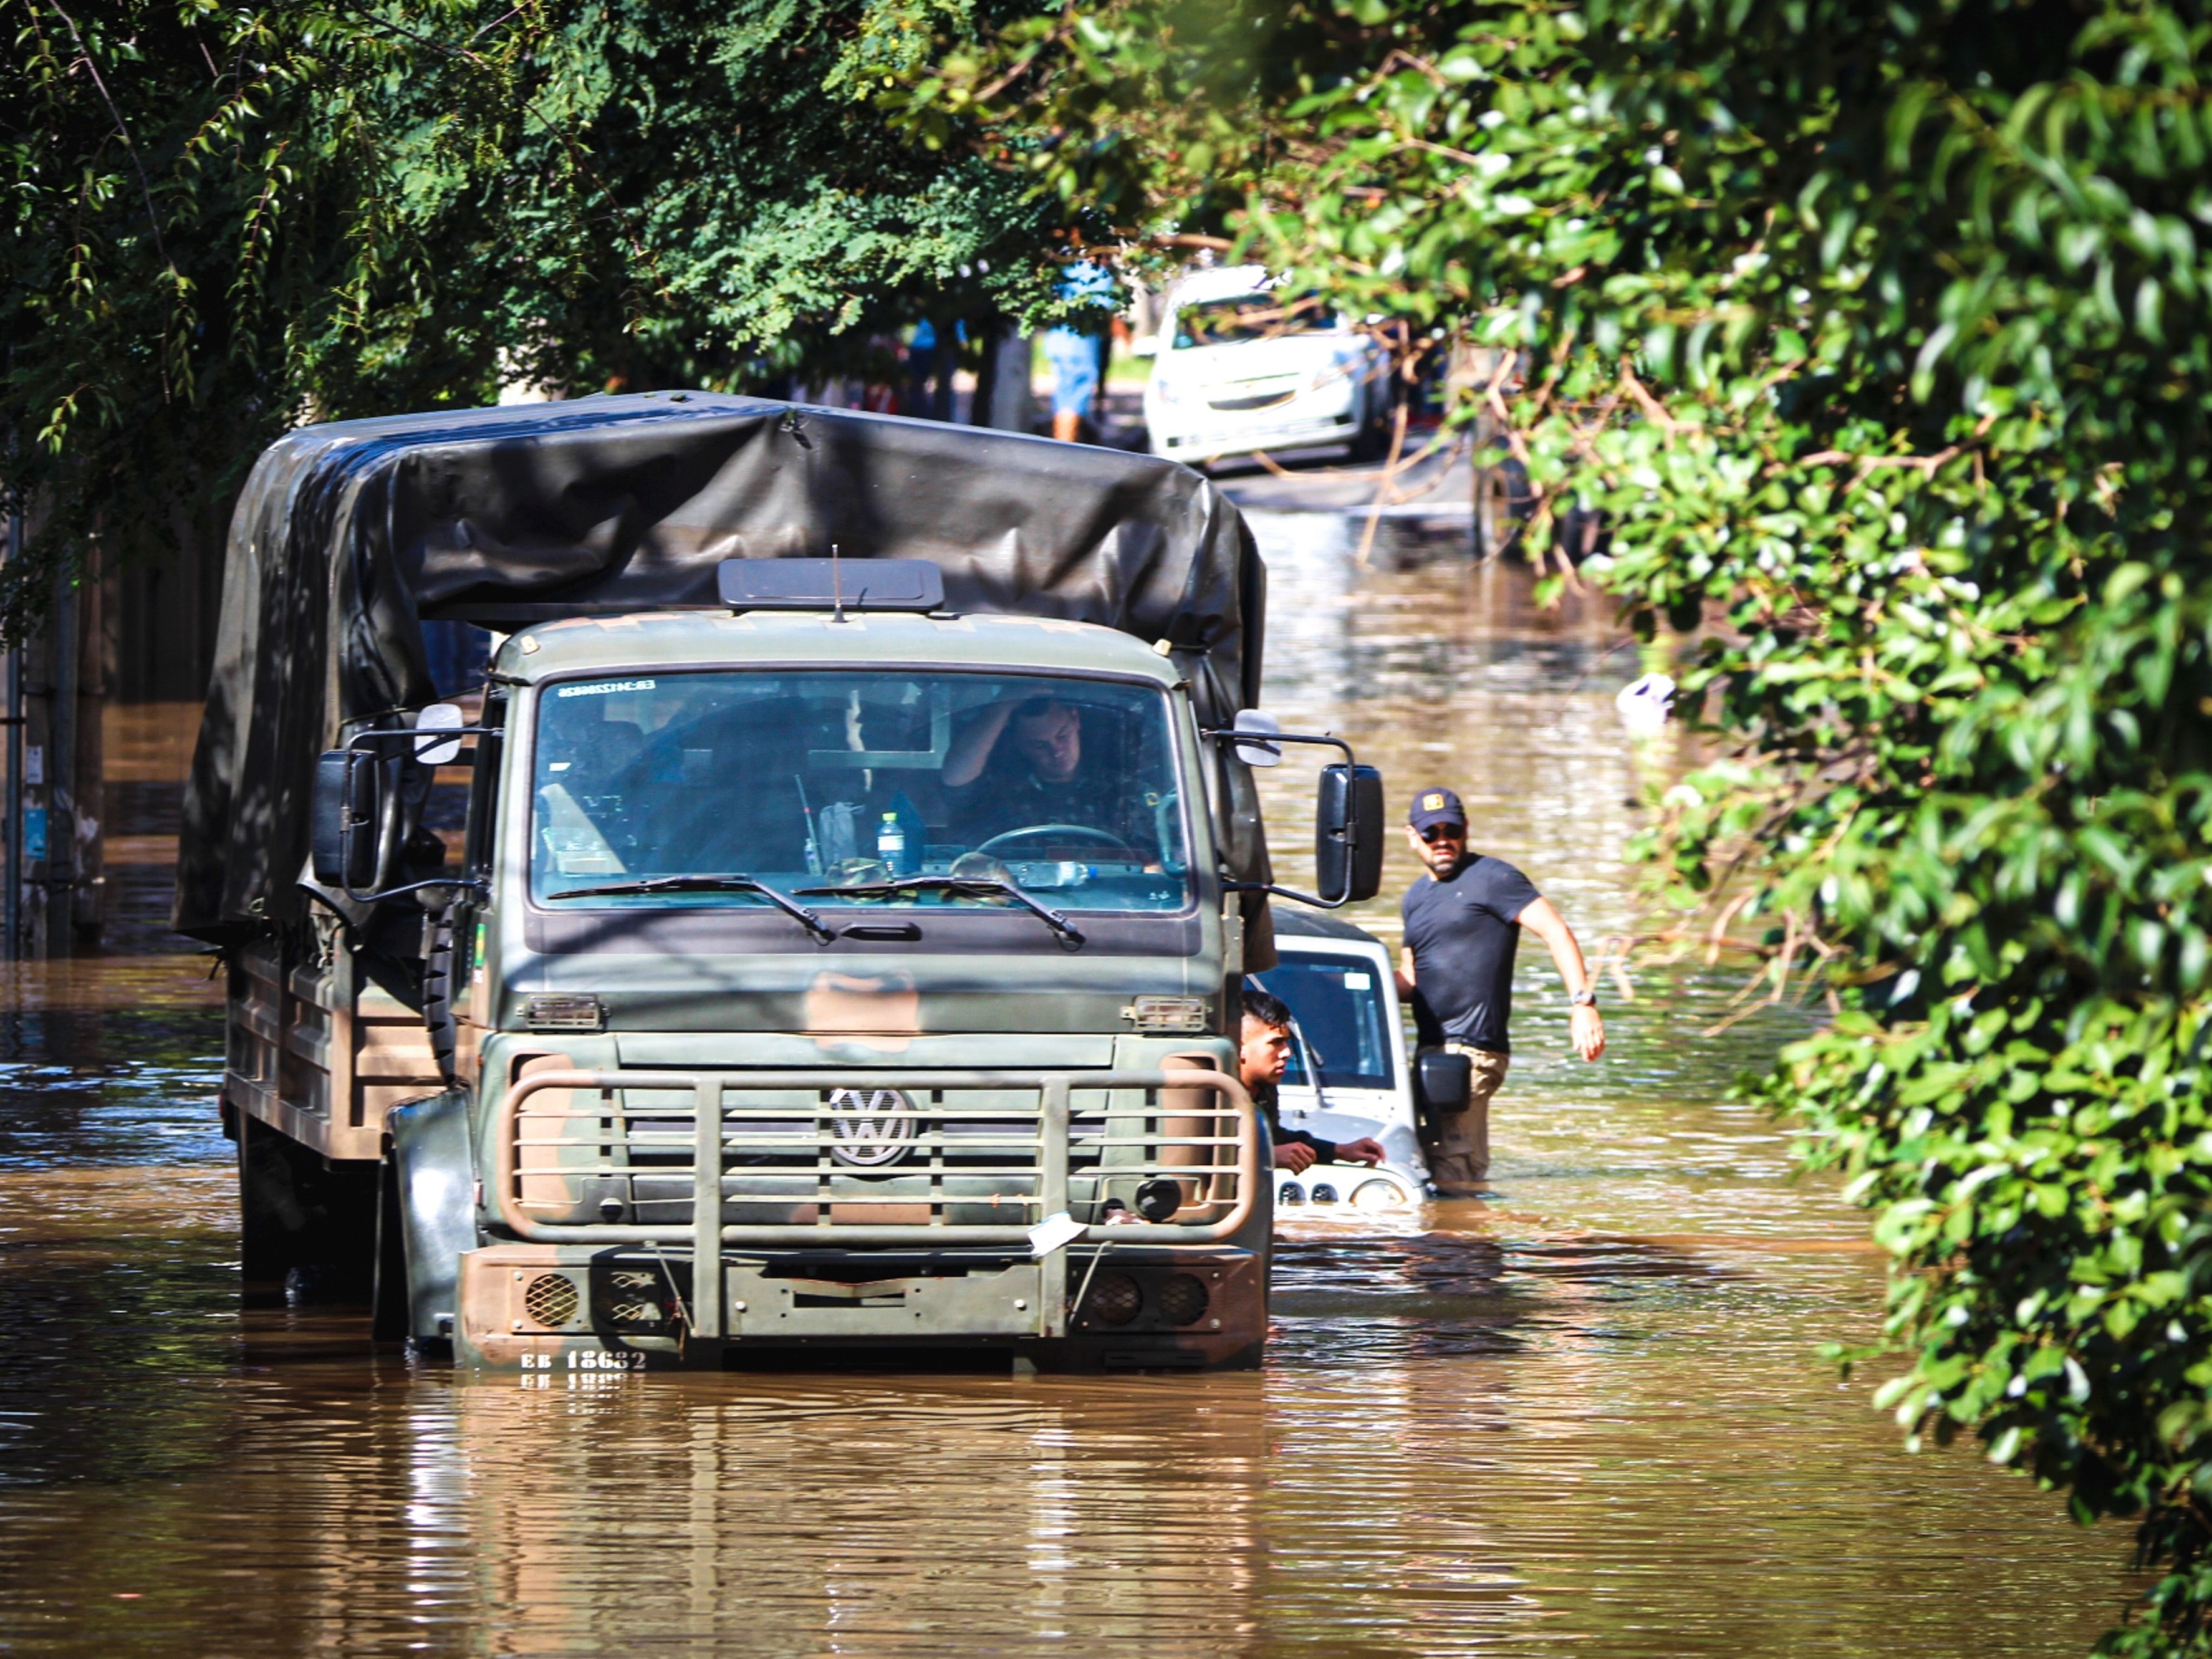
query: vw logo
[{"left": 826, "top": 1087, "right": 915, "bottom": 1168}]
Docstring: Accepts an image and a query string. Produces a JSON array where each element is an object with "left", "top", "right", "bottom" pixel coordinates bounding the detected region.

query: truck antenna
[{"left": 831, "top": 542, "right": 845, "bottom": 625}]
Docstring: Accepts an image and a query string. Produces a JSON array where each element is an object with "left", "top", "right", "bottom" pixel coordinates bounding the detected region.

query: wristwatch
[{"left": 1570, "top": 988, "right": 1599, "bottom": 1008}]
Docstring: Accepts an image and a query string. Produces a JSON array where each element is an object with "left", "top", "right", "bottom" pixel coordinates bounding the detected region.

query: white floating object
[
  {"left": 1027, "top": 1212, "right": 1088, "bottom": 1257},
  {"left": 1615, "top": 673, "right": 1676, "bottom": 738}
]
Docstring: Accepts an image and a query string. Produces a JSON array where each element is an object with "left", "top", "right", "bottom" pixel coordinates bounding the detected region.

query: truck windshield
[
  {"left": 531, "top": 670, "right": 1191, "bottom": 912},
  {"left": 1254, "top": 954, "right": 1397, "bottom": 1090}
]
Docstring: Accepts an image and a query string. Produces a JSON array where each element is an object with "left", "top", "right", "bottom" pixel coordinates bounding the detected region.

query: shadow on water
[
  {"left": 0, "top": 552, "right": 2145, "bottom": 1656},
  {"left": 0, "top": 1005, "right": 228, "bottom": 1171}
]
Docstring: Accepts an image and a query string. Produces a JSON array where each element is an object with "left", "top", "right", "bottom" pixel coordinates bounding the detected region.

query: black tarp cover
[{"left": 175, "top": 393, "right": 1269, "bottom": 943}]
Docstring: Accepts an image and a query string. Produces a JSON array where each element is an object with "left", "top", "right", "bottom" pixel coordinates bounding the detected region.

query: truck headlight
[
  {"left": 1156, "top": 1273, "right": 1210, "bottom": 1326},
  {"left": 1081, "top": 1271, "right": 1142, "bottom": 1325}
]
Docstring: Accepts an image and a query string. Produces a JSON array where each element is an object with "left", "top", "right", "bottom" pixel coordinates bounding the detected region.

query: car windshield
[
  {"left": 1173, "top": 292, "right": 1339, "bottom": 350},
  {"left": 1253, "top": 953, "right": 1397, "bottom": 1090},
  {"left": 531, "top": 670, "right": 1191, "bottom": 912}
]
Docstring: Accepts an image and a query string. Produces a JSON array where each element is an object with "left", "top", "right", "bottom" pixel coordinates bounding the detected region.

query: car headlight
[
  {"left": 1350, "top": 1178, "right": 1412, "bottom": 1211},
  {"left": 1304, "top": 354, "right": 1363, "bottom": 397}
]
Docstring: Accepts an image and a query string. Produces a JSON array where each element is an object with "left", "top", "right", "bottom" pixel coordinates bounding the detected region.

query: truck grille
[{"left": 492, "top": 1067, "right": 1258, "bottom": 1249}]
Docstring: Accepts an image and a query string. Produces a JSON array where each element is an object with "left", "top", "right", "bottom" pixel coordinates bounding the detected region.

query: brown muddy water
[{"left": 0, "top": 513, "right": 2135, "bottom": 1656}]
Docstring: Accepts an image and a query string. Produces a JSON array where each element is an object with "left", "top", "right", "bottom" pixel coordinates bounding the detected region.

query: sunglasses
[{"left": 1418, "top": 824, "right": 1465, "bottom": 844}]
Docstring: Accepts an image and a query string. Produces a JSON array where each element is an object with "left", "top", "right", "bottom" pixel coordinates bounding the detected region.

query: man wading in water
[{"left": 1396, "top": 787, "right": 1605, "bottom": 1196}]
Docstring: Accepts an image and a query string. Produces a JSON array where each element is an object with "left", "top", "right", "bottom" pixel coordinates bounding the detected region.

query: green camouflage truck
[{"left": 177, "top": 394, "right": 1383, "bottom": 1372}]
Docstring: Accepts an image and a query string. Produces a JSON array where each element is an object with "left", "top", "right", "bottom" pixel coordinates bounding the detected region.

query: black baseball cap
[{"left": 1408, "top": 786, "right": 1465, "bottom": 832}]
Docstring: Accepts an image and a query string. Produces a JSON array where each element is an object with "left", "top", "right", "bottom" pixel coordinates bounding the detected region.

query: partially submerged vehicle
[
  {"left": 1255, "top": 910, "right": 1427, "bottom": 1212},
  {"left": 178, "top": 393, "right": 1390, "bottom": 1373},
  {"left": 1139, "top": 266, "right": 1394, "bottom": 468}
]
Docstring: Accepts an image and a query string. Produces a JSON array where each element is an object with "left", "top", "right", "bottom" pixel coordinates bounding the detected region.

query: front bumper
[
  {"left": 1150, "top": 373, "right": 1365, "bottom": 461},
  {"left": 1154, "top": 407, "right": 1363, "bottom": 462},
  {"left": 459, "top": 1241, "right": 1266, "bottom": 1373}
]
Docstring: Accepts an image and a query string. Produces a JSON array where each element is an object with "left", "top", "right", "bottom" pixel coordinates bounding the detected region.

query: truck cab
[{"left": 402, "top": 605, "right": 1273, "bottom": 1370}]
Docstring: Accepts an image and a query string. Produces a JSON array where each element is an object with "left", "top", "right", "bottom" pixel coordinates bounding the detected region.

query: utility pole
[
  {"left": 44, "top": 572, "right": 77, "bottom": 956},
  {"left": 2, "top": 507, "right": 17, "bottom": 959}
]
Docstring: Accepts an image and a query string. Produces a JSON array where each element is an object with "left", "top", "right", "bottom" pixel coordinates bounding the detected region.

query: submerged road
[{"left": 0, "top": 507, "right": 2135, "bottom": 1656}]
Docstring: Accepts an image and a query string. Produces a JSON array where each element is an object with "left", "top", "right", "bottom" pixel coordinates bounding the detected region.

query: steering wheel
[{"left": 975, "top": 823, "right": 1142, "bottom": 862}]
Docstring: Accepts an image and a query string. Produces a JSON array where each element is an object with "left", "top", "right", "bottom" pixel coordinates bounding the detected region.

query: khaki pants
[{"left": 1418, "top": 1044, "right": 1509, "bottom": 1196}]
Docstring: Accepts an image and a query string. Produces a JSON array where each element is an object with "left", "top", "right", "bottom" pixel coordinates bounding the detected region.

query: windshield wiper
[
  {"left": 794, "top": 875, "right": 1086, "bottom": 946},
  {"left": 550, "top": 873, "right": 834, "bottom": 942}
]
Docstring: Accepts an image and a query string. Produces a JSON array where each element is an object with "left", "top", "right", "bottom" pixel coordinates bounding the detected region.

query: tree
[
  {"left": 4, "top": 2, "right": 369, "bottom": 633},
  {"left": 1, "top": 0, "right": 1079, "bottom": 641},
  {"left": 906, "top": 1, "right": 2212, "bottom": 1650}
]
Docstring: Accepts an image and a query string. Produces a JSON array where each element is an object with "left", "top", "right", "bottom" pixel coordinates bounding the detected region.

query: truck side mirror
[
  {"left": 1315, "top": 762, "right": 1383, "bottom": 903},
  {"left": 312, "top": 749, "right": 382, "bottom": 889},
  {"left": 1415, "top": 1051, "right": 1473, "bottom": 1115}
]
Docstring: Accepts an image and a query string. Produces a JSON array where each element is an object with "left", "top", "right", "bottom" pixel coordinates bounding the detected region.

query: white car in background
[
  {"left": 1140, "top": 266, "right": 1393, "bottom": 467},
  {"left": 1252, "top": 910, "right": 1430, "bottom": 1211}
]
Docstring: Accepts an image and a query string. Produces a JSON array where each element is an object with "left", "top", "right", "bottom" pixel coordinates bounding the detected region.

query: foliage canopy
[
  {"left": 906, "top": 0, "right": 2212, "bottom": 1648},
  {"left": 0, "top": 0, "right": 1071, "bottom": 637}
]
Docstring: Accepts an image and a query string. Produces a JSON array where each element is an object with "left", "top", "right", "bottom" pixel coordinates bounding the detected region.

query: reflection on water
[
  {"left": 0, "top": 529, "right": 2135, "bottom": 1655},
  {"left": 0, "top": 963, "right": 227, "bottom": 1172}
]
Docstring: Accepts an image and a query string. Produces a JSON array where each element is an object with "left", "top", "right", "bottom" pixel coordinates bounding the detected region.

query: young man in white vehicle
[
  {"left": 1396, "top": 787, "right": 1607, "bottom": 1196},
  {"left": 1238, "top": 989, "right": 1386, "bottom": 1175}
]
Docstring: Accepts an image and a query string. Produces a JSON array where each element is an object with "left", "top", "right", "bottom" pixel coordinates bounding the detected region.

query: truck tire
[
  {"left": 1349, "top": 383, "right": 1398, "bottom": 462},
  {"left": 236, "top": 1113, "right": 379, "bottom": 1304},
  {"left": 1552, "top": 503, "right": 1609, "bottom": 564},
  {"left": 1473, "top": 458, "right": 1533, "bottom": 559},
  {"left": 421, "top": 905, "right": 458, "bottom": 1084}
]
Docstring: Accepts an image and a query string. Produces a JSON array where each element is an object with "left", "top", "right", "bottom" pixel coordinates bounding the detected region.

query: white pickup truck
[{"left": 1251, "top": 910, "right": 1430, "bottom": 1211}]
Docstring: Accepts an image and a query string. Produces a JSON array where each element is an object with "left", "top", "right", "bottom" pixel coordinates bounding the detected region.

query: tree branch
[{"left": 47, "top": 2, "right": 171, "bottom": 274}]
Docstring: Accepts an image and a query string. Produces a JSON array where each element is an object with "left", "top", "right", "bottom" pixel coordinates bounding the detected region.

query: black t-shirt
[{"left": 1400, "top": 854, "right": 1542, "bottom": 1053}]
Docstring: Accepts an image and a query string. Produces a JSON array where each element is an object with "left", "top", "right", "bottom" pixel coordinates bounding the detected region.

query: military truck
[{"left": 177, "top": 394, "right": 1387, "bottom": 1372}]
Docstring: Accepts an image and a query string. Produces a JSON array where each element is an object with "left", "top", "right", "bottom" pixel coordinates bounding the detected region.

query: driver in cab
[{"left": 943, "top": 697, "right": 1142, "bottom": 854}]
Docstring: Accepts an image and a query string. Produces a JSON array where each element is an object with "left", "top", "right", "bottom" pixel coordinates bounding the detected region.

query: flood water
[{"left": 0, "top": 507, "right": 2135, "bottom": 1655}]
